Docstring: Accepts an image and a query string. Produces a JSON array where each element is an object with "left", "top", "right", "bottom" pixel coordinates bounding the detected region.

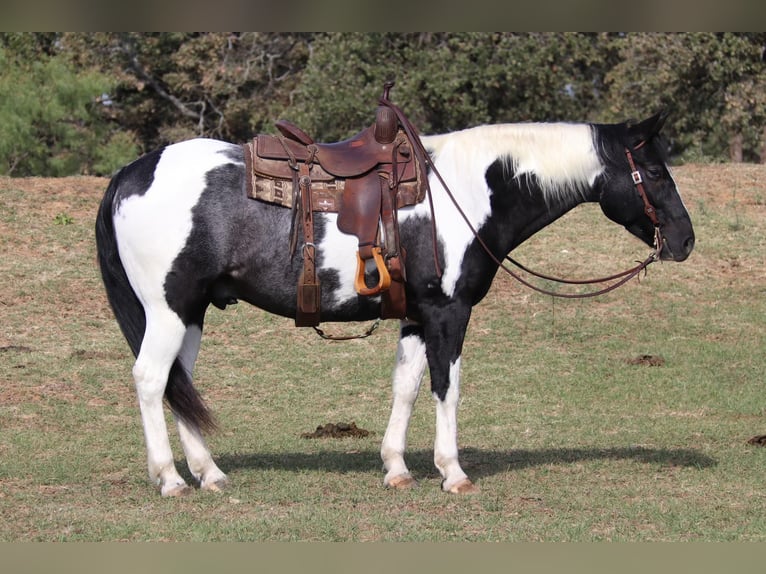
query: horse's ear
[{"left": 629, "top": 110, "right": 670, "bottom": 148}]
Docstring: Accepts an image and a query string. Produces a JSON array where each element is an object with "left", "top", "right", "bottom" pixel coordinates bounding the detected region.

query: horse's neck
[
  {"left": 505, "top": 182, "right": 593, "bottom": 252},
  {"left": 427, "top": 122, "right": 602, "bottom": 254}
]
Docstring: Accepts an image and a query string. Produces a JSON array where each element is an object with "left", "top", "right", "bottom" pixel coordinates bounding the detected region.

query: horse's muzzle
[{"left": 661, "top": 233, "right": 695, "bottom": 262}]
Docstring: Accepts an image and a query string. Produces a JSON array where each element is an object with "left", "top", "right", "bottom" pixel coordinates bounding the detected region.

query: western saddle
[{"left": 244, "top": 82, "right": 428, "bottom": 327}]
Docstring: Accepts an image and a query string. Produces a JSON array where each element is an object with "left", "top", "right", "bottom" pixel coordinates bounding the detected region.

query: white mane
[{"left": 422, "top": 122, "right": 604, "bottom": 205}]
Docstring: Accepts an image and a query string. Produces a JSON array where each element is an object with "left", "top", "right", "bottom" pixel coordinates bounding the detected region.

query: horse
[{"left": 95, "top": 110, "right": 695, "bottom": 497}]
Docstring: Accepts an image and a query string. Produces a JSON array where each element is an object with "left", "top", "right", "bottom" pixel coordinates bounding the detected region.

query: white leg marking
[
  {"left": 174, "top": 325, "right": 228, "bottom": 492},
  {"left": 133, "top": 308, "right": 190, "bottom": 497},
  {"left": 381, "top": 322, "right": 427, "bottom": 488},
  {"left": 113, "top": 140, "right": 239, "bottom": 496},
  {"left": 176, "top": 419, "right": 228, "bottom": 492},
  {"left": 434, "top": 357, "right": 476, "bottom": 493}
]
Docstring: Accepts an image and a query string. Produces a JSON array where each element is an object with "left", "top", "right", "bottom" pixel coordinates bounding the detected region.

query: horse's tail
[{"left": 95, "top": 171, "right": 217, "bottom": 432}]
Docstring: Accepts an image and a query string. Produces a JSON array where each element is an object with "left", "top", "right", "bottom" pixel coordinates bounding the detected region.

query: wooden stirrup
[{"left": 354, "top": 247, "right": 391, "bottom": 296}]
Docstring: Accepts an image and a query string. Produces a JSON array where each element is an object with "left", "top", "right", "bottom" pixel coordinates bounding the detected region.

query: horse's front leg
[
  {"left": 424, "top": 304, "right": 479, "bottom": 494},
  {"left": 381, "top": 321, "right": 427, "bottom": 489},
  {"left": 432, "top": 355, "right": 477, "bottom": 493}
]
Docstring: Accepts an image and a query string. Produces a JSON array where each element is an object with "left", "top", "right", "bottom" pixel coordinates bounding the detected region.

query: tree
[
  {"left": 3, "top": 32, "right": 763, "bottom": 174},
  {"left": 289, "top": 33, "right": 620, "bottom": 141},
  {"left": 604, "top": 33, "right": 766, "bottom": 163},
  {"left": 59, "top": 33, "right": 312, "bottom": 151},
  {"left": 0, "top": 34, "right": 137, "bottom": 176}
]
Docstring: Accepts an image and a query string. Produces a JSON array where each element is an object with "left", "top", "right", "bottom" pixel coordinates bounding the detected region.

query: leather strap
[
  {"left": 296, "top": 163, "right": 321, "bottom": 327},
  {"left": 300, "top": 165, "right": 315, "bottom": 286},
  {"left": 625, "top": 146, "right": 660, "bottom": 227}
]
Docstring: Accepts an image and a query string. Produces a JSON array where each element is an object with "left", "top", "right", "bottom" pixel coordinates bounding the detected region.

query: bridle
[{"left": 501, "top": 144, "right": 664, "bottom": 299}]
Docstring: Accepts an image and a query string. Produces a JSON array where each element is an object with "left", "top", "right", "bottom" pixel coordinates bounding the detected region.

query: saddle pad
[
  {"left": 244, "top": 140, "right": 426, "bottom": 212},
  {"left": 253, "top": 173, "right": 345, "bottom": 212}
]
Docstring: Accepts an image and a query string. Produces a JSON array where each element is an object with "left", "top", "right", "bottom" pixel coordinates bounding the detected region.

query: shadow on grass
[{"left": 216, "top": 445, "right": 716, "bottom": 480}]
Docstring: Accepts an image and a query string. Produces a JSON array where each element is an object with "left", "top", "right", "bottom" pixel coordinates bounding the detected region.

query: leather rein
[
  {"left": 313, "top": 99, "right": 664, "bottom": 340},
  {"left": 501, "top": 144, "right": 663, "bottom": 299},
  {"left": 380, "top": 94, "right": 664, "bottom": 299}
]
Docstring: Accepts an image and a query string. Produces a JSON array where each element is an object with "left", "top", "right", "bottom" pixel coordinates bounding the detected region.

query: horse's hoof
[
  {"left": 201, "top": 478, "right": 228, "bottom": 493},
  {"left": 386, "top": 474, "right": 418, "bottom": 490},
  {"left": 444, "top": 478, "right": 479, "bottom": 494},
  {"left": 162, "top": 483, "right": 194, "bottom": 497}
]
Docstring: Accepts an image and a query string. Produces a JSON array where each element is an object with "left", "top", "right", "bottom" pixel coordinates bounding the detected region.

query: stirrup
[{"left": 354, "top": 247, "right": 391, "bottom": 296}]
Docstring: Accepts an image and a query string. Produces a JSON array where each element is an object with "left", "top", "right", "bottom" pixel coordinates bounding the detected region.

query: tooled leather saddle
[{"left": 243, "top": 82, "right": 428, "bottom": 327}]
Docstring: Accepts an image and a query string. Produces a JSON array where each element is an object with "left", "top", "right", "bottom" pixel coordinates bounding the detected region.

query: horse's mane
[{"left": 422, "top": 122, "right": 604, "bottom": 206}]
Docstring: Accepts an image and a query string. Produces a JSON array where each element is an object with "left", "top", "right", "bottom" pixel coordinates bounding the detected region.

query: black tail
[{"left": 95, "top": 170, "right": 217, "bottom": 432}]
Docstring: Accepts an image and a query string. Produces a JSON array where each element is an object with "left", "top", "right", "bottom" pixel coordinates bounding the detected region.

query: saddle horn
[{"left": 374, "top": 81, "right": 398, "bottom": 144}]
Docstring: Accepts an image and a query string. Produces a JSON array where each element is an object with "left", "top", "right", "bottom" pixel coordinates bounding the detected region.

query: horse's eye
[{"left": 646, "top": 166, "right": 664, "bottom": 180}]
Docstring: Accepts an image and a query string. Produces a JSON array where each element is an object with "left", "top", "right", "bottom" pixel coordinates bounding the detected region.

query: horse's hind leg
[
  {"left": 174, "top": 324, "right": 228, "bottom": 492},
  {"left": 133, "top": 308, "right": 192, "bottom": 497},
  {"left": 381, "top": 321, "right": 427, "bottom": 489}
]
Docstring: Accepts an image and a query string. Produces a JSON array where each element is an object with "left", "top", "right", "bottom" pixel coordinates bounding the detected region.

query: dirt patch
[
  {"left": 0, "top": 345, "right": 33, "bottom": 353},
  {"left": 673, "top": 163, "right": 764, "bottom": 208},
  {"left": 301, "top": 421, "right": 371, "bottom": 439},
  {"left": 626, "top": 354, "right": 666, "bottom": 367}
]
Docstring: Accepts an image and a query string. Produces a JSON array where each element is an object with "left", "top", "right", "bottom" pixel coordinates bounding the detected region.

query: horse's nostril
[{"left": 684, "top": 236, "right": 695, "bottom": 255}]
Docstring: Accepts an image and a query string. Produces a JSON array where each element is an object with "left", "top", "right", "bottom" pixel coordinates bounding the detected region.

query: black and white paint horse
[{"left": 96, "top": 111, "right": 694, "bottom": 496}]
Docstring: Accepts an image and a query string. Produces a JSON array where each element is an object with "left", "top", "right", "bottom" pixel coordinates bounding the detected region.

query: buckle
[{"left": 631, "top": 170, "right": 643, "bottom": 185}]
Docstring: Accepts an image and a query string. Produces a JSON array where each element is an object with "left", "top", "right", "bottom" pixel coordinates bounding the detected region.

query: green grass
[{"left": 1, "top": 166, "right": 765, "bottom": 541}]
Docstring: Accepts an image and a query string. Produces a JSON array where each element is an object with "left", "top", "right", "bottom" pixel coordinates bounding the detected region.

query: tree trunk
[
  {"left": 729, "top": 132, "right": 743, "bottom": 163},
  {"left": 761, "top": 126, "right": 766, "bottom": 164}
]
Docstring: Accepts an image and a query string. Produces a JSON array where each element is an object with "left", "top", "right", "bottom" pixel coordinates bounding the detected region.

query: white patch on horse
[
  {"left": 433, "top": 357, "right": 469, "bottom": 491},
  {"left": 315, "top": 212, "right": 375, "bottom": 308},
  {"left": 401, "top": 123, "right": 603, "bottom": 297},
  {"left": 492, "top": 122, "right": 603, "bottom": 204},
  {"left": 401, "top": 133, "right": 494, "bottom": 297},
  {"left": 381, "top": 322, "right": 427, "bottom": 486},
  {"left": 173, "top": 324, "right": 227, "bottom": 489},
  {"left": 114, "top": 139, "right": 236, "bottom": 308}
]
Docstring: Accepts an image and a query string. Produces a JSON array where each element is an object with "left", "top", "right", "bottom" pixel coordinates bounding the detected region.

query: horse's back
[{"left": 112, "top": 138, "right": 243, "bottom": 203}]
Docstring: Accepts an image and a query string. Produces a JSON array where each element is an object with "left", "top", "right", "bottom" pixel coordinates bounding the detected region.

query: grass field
[{"left": 0, "top": 163, "right": 764, "bottom": 541}]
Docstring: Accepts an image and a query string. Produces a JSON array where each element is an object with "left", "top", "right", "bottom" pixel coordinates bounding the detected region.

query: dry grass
[{"left": 1, "top": 163, "right": 765, "bottom": 541}]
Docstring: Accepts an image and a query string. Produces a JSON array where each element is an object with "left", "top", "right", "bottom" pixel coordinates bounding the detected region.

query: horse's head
[{"left": 597, "top": 112, "right": 695, "bottom": 262}]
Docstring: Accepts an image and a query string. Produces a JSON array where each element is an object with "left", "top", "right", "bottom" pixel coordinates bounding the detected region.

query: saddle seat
[
  {"left": 275, "top": 119, "right": 402, "bottom": 178},
  {"left": 243, "top": 83, "right": 426, "bottom": 327}
]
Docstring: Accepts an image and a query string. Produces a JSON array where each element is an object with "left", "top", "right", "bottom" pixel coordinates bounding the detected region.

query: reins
[
  {"left": 379, "top": 93, "right": 665, "bottom": 300},
  {"left": 315, "top": 97, "right": 664, "bottom": 339}
]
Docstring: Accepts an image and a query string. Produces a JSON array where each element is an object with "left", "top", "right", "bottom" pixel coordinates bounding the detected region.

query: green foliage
[
  {"left": 0, "top": 35, "right": 139, "bottom": 177},
  {"left": 289, "top": 33, "right": 619, "bottom": 140},
  {"left": 605, "top": 33, "right": 766, "bottom": 162},
  {"left": 58, "top": 32, "right": 311, "bottom": 146},
  {"left": 53, "top": 212, "right": 74, "bottom": 225},
  {"left": 1, "top": 32, "right": 765, "bottom": 175}
]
